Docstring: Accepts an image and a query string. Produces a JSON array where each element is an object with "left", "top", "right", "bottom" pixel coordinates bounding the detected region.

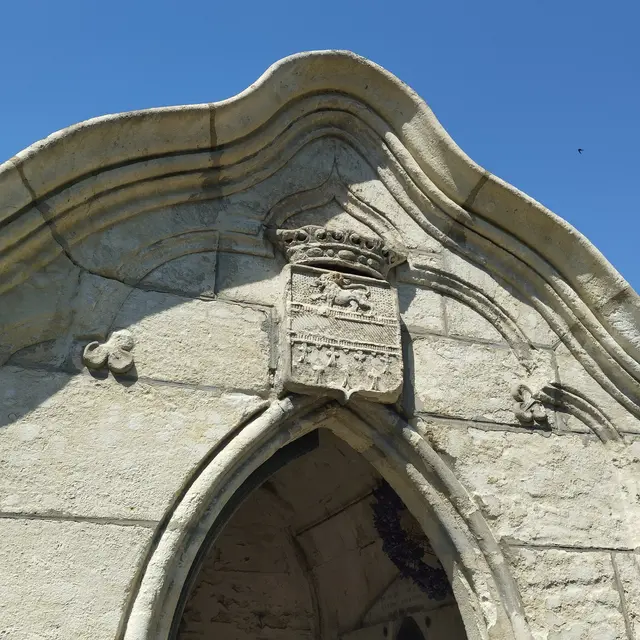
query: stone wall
[
  {"left": 3, "top": 238, "right": 639, "bottom": 638},
  {"left": 1, "top": 51, "right": 639, "bottom": 640}
]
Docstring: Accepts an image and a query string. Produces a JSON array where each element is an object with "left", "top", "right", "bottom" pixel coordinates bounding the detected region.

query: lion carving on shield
[{"left": 311, "top": 272, "right": 372, "bottom": 313}]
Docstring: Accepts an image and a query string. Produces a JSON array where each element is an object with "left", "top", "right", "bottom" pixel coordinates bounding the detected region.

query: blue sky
[{"left": 2, "top": 0, "right": 638, "bottom": 290}]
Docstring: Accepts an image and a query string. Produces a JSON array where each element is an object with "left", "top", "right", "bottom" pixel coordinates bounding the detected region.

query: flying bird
[{"left": 578, "top": 148, "right": 583, "bottom": 154}]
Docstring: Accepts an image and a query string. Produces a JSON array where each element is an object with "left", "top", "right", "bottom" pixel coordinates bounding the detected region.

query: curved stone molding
[
  {"left": 119, "top": 395, "right": 532, "bottom": 640},
  {"left": 265, "top": 163, "right": 406, "bottom": 250},
  {"left": 536, "top": 381, "right": 622, "bottom": 444},
  {"left": 1, "top": 49, "right": 639, "bottom": 418},
  {"left": 399, "top": 258, "right": 538, "bottom": 370},
  {"left": 83, "top": 329, "right": 135, "bottom": 374},
  {"left": 113, "top": 230, "right": 219, "bottom": 286}
]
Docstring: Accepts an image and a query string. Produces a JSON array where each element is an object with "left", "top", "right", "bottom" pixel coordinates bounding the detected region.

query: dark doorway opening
[{"left": 176, "top": 429, "right": 467, "bottom": 639}]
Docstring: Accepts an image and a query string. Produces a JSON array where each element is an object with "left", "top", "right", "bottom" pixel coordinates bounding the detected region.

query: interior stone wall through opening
[{"left": 177, "top": 429, "right": 467, "bottom": 640}]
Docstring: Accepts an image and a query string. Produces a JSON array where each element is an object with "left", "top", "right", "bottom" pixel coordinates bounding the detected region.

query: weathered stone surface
[
  {"left": 9, "top": 271, "right": 132, "bottom": 370},
  {"left": 397, "top": 284, "right": 444, "bottom": 334},
  {"left": 216, "top": 252, "right": 283, "bottom": 306},
  {"left": 139, "top": 251, "right": 218, "bottom": 298},
  {"left": 0, "top": 161, "right": 32, "bottom": 224},
  {"left": 113, "top": 289, "right": 271, "bottom": 391},
  {"left": 333, "top": 142, "right": 442, "bottom": 253},
  {"left": 0, "top": 51, "right": 639, "bottom": 640},
  {"left": 14, "top": 105, "right": 211, "bottom": 199},
  {"left": 612, "top": 551, "right": 640, "bottom": 638},
  {"left": 69, "top": 271, "right": 133, "bottom": 340},
  {"left": 442, "top": 249, "right": 557, "bottom": 347},
  {"left": 556, "top": 343, "right": 640, "bottom": 433},
  {"left": 224, "top": 137, "right": 336, "bottom": 221},
  {"left": 0, "top": 365, "right": 265, "bottom": 520},
  {"left": 410, "top": 335, "right": 554, "bottom": 423},
  {"left": 0, "top": 518, "right": 152, "bottom": 640},
  {"left": 70, "top": 202, "right": 221, "bottom": 284},
  {"left": 280, "top": 265, "right": 403, "bottom": 403},
  {"left": 507, "top": 548, "right": 627, "bottom": 639},
  {"left": 445, "top": 296, "right": 505, "bottom": 343},
  {"left": 0, "top": 255, "right": 79, "bottom": 365},
  {"left": 421, "top": 421, "right": 630, "bottom": 547},
  {"left": 0, "top": 207, "right": 61, "bottom": 289},
  {"left": 83, "top": 329, "right": 136, "bottom": 374}
]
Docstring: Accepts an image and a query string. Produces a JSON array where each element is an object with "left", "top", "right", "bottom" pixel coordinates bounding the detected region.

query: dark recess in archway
[{"left": 175, "top": 429, "right": 467, "bottom": 640}]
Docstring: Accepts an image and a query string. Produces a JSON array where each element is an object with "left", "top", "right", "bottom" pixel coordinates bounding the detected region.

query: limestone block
[
  {"left": 471, "top": 175, "right": 631, "bottom": 313},
  {"left": 0, "top": 255, "right": 79, "bottom": 365},
  {"left": 181, "top": 572, "right": 314, "bottom": 640},
  {"left": 70, "top": 202, "right": 220, "bottom": 284},
  {"left": 224, "top": 137, "right": 336, "bottom": 220},
  {"left": 507, "top": 548, "right": 627, "bottom": 639},
  {"left": 0, "top": 518, "right": 152, "bottom": 640},
  {"left": 421, "top": 421, "right": 630, "bottom": 547},
  {"left": 212, "top": 523, "right": 293, "bottom": 574},
  {"left": 445, "top": 297, "right": 505, "bottom": 343},
  {"left": 14, "top": 105, "right": 211, "bottom": 199},
  {"left": 9, "top": 272, "right": 133, "bottom": 370},
  {"left": 0, "top": 204, "right": 67, "bottom": 306},
  {"left": 334, "top": 141, "right": 441, "bottom": 252},
  {"left": 555, "top": 343, "right": 640, "bottom": 434},
  {"left": 618, "top": 439, "right": 640, "bottom": 549},
  {"left": 0, "top": 366, "right": 265, "bottom": 520},
  {"left": 69, "top": 271, "right": 133, "bottom": 339},
  {"left": 0, "top": 161, "right": 32, "bottom": 225},
  {"left": 0, "top": 208, "right": 62, "bottom": 294},
  {"left": 139, "top": 251, "right": 218, "bottom": 298},
  {"left": 397, "top": 284, "right": 444, "bottom": 335},
  {"left": 216, "top": 252, "right": 284, "bottom": 306},
  {"left": 612, "top": 552, "right": 640, "bottom": 638},
  {"left": 399, "top": 251, "right": 443, "bottom": 275},
  {"left": 113, "top": 289, "right": 271, "bottom": 391},
  {"left": 597, "top": 287, "right": 640, "bottom": 362},
  {"left": 443, "top": 249, "right": 557, "bottom": 347},
  {"left": 410, "top": 335, "right": 554, "bottom": 423}
]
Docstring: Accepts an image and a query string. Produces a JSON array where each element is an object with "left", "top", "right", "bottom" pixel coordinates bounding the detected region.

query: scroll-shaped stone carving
[
  {"left": 274, "top": 225, "right": 404, "bottom": 403},
  {"left": 83, "top": 329, "right": 135, "bottom": 374},
  {"left": 511, "top": 383, "right": 548, "bottom": 426}
]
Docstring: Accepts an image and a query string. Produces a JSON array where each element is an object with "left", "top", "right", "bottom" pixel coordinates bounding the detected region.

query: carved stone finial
[
  {"left": 83, "top": 330, "right": 135, "bottom": 374},
  {"left": 272, "top": 225, "right": 403, "bottom": 280},
  {"left": 511, "top": 383, "right": 548, "bottom": 426}
]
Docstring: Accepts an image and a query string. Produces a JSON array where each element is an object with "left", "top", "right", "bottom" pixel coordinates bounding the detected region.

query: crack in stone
[
  {"left": 0, "top": 511, "right": 158, "bottom": 528},
  {"left": 611, "top": 552, "right": 636, "bottom": 640},
  {"left": 507, "top": 541, "right": 638, "bottom": 553}
]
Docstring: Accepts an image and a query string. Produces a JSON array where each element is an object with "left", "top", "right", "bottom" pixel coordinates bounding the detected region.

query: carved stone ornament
[
  {"left": 275, "top": 225, "right": 403, "bottom": 280},
  {"left": 511, "top": 383, "right": 549, "bottom": 426},
  {"left": 83, "top": 329, "right": 135, "bottom": 374},
  {"left": 275, "top": 226, "right": 404, "bottom": 403}
]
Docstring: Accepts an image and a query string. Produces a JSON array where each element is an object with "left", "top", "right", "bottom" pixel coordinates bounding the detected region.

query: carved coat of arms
[{"left": 274, "top": 226, "right": 404, "bottom": 403}]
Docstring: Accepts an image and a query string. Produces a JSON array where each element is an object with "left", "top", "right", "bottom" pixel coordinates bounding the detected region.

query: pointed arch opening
[
  {"left": 175, "top": 427, "right": 467, "bottom": 639},
  {"left": 120, "top": 396, "right": 532, "bottom": 640}
]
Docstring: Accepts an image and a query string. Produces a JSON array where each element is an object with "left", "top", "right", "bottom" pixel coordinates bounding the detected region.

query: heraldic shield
[{"left": 280, "top": 264, "right": 403, "bottom": 403}]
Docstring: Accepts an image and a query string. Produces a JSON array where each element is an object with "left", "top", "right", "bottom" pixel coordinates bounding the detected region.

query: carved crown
[{"left": 273, "top": 225, "right": 403, "bottom": 279}]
